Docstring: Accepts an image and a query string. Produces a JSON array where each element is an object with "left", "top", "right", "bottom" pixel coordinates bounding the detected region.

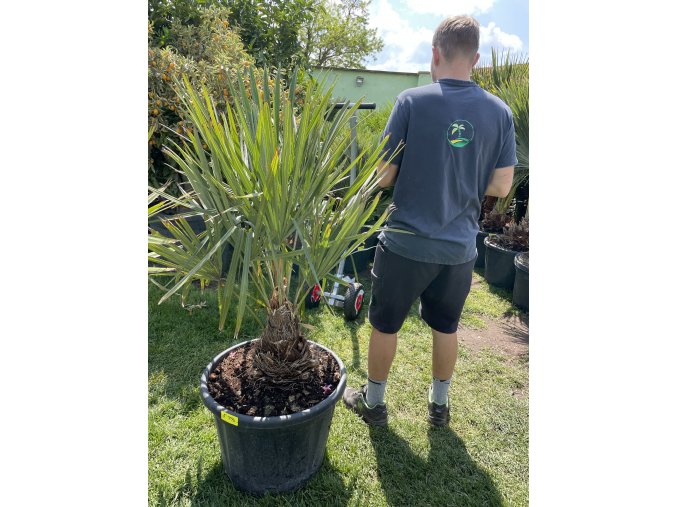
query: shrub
[
  {"left": 148, "top": 7, "right": 261, "bottom": 192},
  {"left": 492, "top": 219, "right": 528, "bottom": 251}
]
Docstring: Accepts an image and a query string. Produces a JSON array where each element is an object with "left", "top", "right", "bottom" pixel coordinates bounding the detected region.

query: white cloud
[
  {"left": 479, "top": 21, "right": 524, "bottom": 54},
  {"left": 404, "top": 0, "right": 495, "bottom": 16},
  {"left": 367, "top": 0, "right": 434, "bottom": 72},
  {"left": 366, "top": 0, "right": 523, "bottom": 72}
]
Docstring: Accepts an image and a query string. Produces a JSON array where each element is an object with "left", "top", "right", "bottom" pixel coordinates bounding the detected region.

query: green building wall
[{"left": 311, "top": 67, "right": 433, "bottom": 111}]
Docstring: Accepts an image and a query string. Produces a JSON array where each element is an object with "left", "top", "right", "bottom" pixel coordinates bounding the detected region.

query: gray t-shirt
[{"left": 378, "top": 78, "right": 518, "bottom": 265}]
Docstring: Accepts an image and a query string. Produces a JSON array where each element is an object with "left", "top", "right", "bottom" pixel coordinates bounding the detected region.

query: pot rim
[
  {"left": 514, "top": 252, "right": 529, "bottom": 271},
  {"left": 483, "top": 235, "right": 528, "bottom": 254},
  {"left": 200, "top": 339, "right": 347, "bottom": 429}
]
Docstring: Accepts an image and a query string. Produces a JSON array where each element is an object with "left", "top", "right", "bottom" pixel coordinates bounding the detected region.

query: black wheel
[
  {"left": 305, "top": 283, "right": 322, "bottom": 309},
  {"left": 343, "top": 282, "right": 365, "bottom": 320}
]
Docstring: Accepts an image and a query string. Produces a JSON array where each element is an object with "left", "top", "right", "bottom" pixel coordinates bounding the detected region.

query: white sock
[
  {"left": 430, "top": 376, "right": 452, "bottom": 405},
  {"left": 366, "top": 377, "right": 387, "bottom": 406}
]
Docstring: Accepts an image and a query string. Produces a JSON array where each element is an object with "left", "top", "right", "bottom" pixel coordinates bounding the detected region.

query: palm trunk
[{"left": 253, "top": 298, "right": 317, "bottom": 387}]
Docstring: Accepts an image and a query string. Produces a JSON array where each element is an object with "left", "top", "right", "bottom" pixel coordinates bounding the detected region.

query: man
[{"left": 342, "top": 15, "right": 517, "bottom": 427}]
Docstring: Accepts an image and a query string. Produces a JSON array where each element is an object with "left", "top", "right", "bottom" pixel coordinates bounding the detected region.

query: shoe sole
[
  {"left": 362, "top": 416, "right": 388, "bottom": 427},
  {"left": 427, "top": 416, "right": 449, "bottom": 427},
  {"left": 342, "top": 399, "right": 388, "bottom": 426}
]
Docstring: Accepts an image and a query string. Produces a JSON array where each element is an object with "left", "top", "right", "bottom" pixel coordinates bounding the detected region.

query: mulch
[{"left": 207, "top": 340, "right": 341, "bottom": 417}]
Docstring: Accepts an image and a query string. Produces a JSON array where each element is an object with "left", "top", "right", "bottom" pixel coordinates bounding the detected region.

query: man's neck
[
  {"left": 435, "top": 70, "right": 472, "bottom": 82},
  {"left": 434, "top": 61, "right": 473, "bottom": 82}
]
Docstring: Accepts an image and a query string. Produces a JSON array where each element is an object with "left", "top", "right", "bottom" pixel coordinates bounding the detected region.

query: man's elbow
[
  {"left": 485, "top": 182, "right": 512, "bottom": 198},
  {"left": 377, "top": 177, "right": 394, "bottom": 188},
  {"left": 376, "top": 163, "right": 398, "bottom": 188},
  {"left": 495, "top": 184, "right": 511, "bottom": 198},
  {"left": 486, "top": 168, "right": 514, "bottom": 198}
]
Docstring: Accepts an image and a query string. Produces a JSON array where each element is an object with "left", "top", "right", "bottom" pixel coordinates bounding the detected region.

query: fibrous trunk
[{"left": 253, "top": 295, "right": 317, "bottom": 388}]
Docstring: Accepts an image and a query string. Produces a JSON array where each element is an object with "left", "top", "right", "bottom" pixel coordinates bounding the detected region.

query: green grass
[
  {"left": 461, "top": 270, "right": 522, "bottom": 329},
  {"left": 149, "top": 274, "right": 528, "bottom": 506}
]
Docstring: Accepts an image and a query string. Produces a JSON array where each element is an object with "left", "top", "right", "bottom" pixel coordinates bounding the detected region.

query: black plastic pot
[
  {"left": 200, "top": 340, "right": 347, "bottom": 495},
  {"left": 512, "top": 253, "right": 529, "bottom": 311},
  {"left": 148, "top": 213, "right": 206, "bottom": 236},
  {"left": 342, "top": 231, "right": 379, "bottom": 275},
  {"left": 475, "top": 230, "right": 489, "bottom": 268},
  {"left": 483, "top": 236, "right": 523, "bottom": 289}
]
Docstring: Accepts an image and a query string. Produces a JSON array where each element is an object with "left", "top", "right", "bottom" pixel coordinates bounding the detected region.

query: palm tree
[
  {"left": 451, "top": 122, "right": 465, "bottom": 139},
  {"left": 148, "top": 68, "right": 393, "bottom": 383},
  {"left": 472, "top": 48, "right": 529, "bottom": 218},
  {"left": 493, "top": 73, "right": 528, "bottom": 216}
]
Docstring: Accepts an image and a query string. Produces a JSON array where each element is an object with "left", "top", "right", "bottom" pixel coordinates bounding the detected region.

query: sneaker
[
  {"left": 427, "top": 388, "right": 450, "bottom": 427},
  {"left": 342, "top": 384, "right": 388, "bottom": 426}
]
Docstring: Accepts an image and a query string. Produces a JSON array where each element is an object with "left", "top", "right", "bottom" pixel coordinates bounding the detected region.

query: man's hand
[
  {"left": 485, "top": 166, "right": 514, "bottom": 198},
  {"left": 376, "top": 160, "right": 399, "bottom": 188}
]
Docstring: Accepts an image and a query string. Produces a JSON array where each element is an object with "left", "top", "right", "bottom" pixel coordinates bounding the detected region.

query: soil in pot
[{"left": 207, "top": 341, "right": 341, "bottom": 417}]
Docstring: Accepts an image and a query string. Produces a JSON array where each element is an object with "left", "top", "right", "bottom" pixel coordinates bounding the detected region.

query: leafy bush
[
  {"left": 492, "top": 219, "right": 528, "bottom": 251},
  {"left": 481, "top": 208, "right": 512, "bottom": 234},
  {"left": 356, "top": 102, "right": 393, "bottom": 153},
  {"left": 148, "top": 7, "right": 262, "bottom": 192},
  {"left": 352, "top": 103, "right": 394, "bottom": 222}
]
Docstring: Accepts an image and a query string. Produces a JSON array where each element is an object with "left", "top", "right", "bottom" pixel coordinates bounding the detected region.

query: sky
[{"left": 366, "top": 0, "right": 529, "bottom": 72}]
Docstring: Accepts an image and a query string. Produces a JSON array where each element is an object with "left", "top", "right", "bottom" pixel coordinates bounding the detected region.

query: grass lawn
[{"left": 149, "top": 270, "right": 528, "bottom": 506}]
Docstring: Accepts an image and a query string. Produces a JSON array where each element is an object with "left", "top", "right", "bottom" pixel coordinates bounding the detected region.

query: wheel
[
  {"left": 305, "top": 283, "right": 322, "bottom": 309},
  {"left": 343, "top": 282, "right": 365, "bottom": 321}
]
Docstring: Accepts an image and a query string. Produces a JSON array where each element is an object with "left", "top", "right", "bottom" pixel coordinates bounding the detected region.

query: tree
[
  {"left": 148, "top": 0, "right": 214, "bottom": 47},
  {"left": 451, "top": 123, "right": 465, "bottom": 138},
  {"left": 223, "top": 0, "right": 316, "bottom": 70},
  {"left": 149, "top": 0, "right": 383, "bottom": 71},
  {"left": 300, "top": 0, "right": 383, "bottom": 69},
  {"left": 147, "top": 7, "right": 260, "bottom": 191}
]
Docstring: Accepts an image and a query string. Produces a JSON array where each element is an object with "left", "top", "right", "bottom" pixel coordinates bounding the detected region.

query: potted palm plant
[
  {"left": 148, "top": 68, "right": 391, "bottom": 495},
  {"left": 476, "top": 206, "right": 510, "bottom": 269},
  {"left": 484, "top": 218, "right": 529, "bottom": 289}
]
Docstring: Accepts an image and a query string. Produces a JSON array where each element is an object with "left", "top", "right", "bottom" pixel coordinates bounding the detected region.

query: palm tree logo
[{"left": 447, "top": 119, "right": 474, "bottom": 148}]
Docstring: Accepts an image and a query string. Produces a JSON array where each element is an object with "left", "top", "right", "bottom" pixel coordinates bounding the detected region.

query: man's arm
[
  {"left": 485, "top": 166, "right": 514, "bottom": 198},
  {"left": 376, "top": 160, "right": 399, "bottom": 188}
]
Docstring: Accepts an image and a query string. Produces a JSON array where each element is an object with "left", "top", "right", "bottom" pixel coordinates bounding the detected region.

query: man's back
[{"left": 380, "top": 78, "right": 517, "bottom": 265}]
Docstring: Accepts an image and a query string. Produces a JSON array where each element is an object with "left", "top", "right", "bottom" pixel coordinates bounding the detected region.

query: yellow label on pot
[{"left": 221, "top": 411, "right": 238, "bottom": 426}]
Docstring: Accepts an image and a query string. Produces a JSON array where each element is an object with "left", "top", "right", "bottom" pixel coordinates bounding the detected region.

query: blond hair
[{"left": 432, "top": 15, "right": 480, "bottom": 62}]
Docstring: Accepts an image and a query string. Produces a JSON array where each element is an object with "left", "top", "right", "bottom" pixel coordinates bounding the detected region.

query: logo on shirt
[{"left": 447, "top": 120, "right": 474, "bottom": 148}]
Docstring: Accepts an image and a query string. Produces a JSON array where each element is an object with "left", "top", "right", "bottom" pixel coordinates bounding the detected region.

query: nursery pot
[
  {"left": 512, "top": 252, "right": 529, "bottom": 311},
  {"left": 148, "top": 212, "right": 206, "bottom": 236},
  {"left": 483, "top": 236, "right": 523, "bottom": 289},
  {"left": 342, "top": 229, "right": 379, "bottom": 275},
  {"left": 475, "top": 229, "right": 489, "bottom": 269},
  {"left": 200, "top": 340, "right": 347, "bottom": 495}
]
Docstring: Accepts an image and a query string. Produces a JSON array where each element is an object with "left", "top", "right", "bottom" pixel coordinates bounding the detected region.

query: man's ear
[
  {"left": 472, "top": 52, "right": 480, "bottom": 67},
  {"left": 432, "top": 45, "right": 440, "bottom": 66}
]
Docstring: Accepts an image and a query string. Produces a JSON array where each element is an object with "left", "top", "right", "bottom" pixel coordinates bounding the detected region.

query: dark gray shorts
[{"left": 368, "top": 241, "right": 474, "bottom": 334}]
